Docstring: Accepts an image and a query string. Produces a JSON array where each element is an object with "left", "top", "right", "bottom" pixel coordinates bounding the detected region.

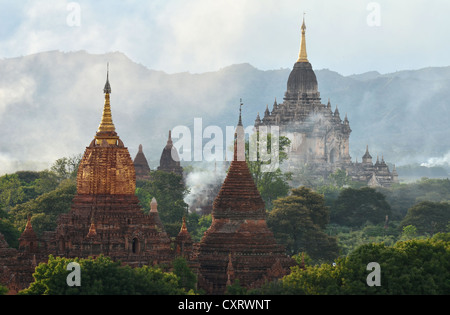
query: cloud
[
  {"left": 421, "top": 151, "right": 450, "bottom": 168},
  {"left": 1, "top": 0, "right": 450, "bottom": 75}
]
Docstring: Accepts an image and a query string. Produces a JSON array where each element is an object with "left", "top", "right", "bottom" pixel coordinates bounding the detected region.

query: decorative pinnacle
[
  {"left": 97, "top": 66, "right": 115, "bottom": 134},
  {"left": 297, "top": 13, "right": 309, "bottom": 63},
  {"left": 104, "top": 63, "right": 111, "bottom": 94},
  {"left": 234, "top": 99, "right": 245, "bottom": 162},
  {"left": 96, "top": 65, "right": 119, "bottom": 145},
  {"left": 238, "top": 99, "right": 243, "bottom": 126}
]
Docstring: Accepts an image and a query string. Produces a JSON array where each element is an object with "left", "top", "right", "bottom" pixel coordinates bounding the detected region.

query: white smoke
[
  {"left": 421, "top": 151, "right": 450, "bottom": 168},
  {"left": 184, "top": 162, "right": 227, "bottom": 213}
]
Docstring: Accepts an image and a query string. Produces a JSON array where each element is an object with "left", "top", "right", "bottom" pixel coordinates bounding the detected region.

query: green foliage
[
  {"left": 136, "top": 171, "right": 189, "bottom": 237},
  {"left": 0, "top": 284, "right": 8, "bottom": 295},
  {"left": 246, "top": 133, "right": 292, "bottom": 210},
  {"left": 0, "top": 174, "right": 26, "bottom": 211},
  {"left": 377, "top": 178, "right": 450, "bottom": 220},
  {"left": 226, "top": 279, "right": 247, "bottom": 295},
  {"left": 328, "top": 169, "right": 352, "bottom": 188},
  {"left": 49, "top": 154, "right": 82, "bottom": 182},
  {"left": 0, "top": 215, "right": 20, "bottom": 248},
  {"left": 185, "top": 212, "right": 212, "bottom": 242},
  {"left": 400, "top": 201, "right": 450, "bottom": 235},
  {"left": 332, "top": 187, "right": 391, "bottom": 227},
  {"left": 267, "top": 186, "right": 339, "bottom": 261},
  {"left": 172, "top": 257, "right": 197, "bottom": 291},
  {"left": 19, "top": 255, "right": 188, "bottom": 295},
  {"left": 400, "top": 225, "right": 418, "bottom": 240},
  {"left": 280, "top": 235, "right": 450, "bottom": 294},
  {"left": 9, "top": 180, "right": 77, "bottom": 235}
]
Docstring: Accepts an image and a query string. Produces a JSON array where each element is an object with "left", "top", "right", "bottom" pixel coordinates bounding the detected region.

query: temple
[
  {"left": 157, "top": 130, "right": 184, "bottom": 177},
  {"left": 0, "top": 70, "right": 178, "bottom": 293},
  {"left": 133, "top": 144, "right": 151, "bottom": 181},
  {"left": 255, "top": 17, "right": 398, "bottom": 187},
  {"left": 196, "top": 105, "right": 295, "bottom": 294}
]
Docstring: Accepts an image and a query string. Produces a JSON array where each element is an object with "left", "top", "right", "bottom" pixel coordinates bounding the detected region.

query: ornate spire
[
  {"left": 96, "top": 64, "right": 119, "bottom": 145},
  {"left": 166, "top": 130, "right": 173, "bottom": 148},
  {"left": 238, "top": 99, "right": 243, "bottom": 127},
  {"left": 297, "top": 14, "right": 309, "bottom": 63},
  {"left": 103, "top": 63, "right": 111, "bottom": 94},
  {"left": 234, "top": 100, "right": 245, "bottom": 162}
]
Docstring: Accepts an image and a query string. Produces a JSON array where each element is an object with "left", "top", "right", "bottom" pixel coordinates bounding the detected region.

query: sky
[{"left": 0, "top": 0, "right": 449, "bottom": 76}]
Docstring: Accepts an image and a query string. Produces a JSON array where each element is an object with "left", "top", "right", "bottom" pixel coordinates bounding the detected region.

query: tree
[
  {"left": 400, "top": 201, "right": 450, "bottom": 236},
  {"left": 246, "top": 132, "right": 292, "bottom": 210},
  {"left": 400, "top": 225, "right": 418, "bottom": 240},
  {"left": 50, "top": 154, "right": 82, "bottom": 182},
  {"left": 9, "top": 180, "right": 77, "bottom": 235},
  {"left": 172, "top": 257, "right": 197, "bottom": 292},
  {"left": 0, "top": 284, "right": 8, "bottom": 295},
  {"left": 0, "top": 212, "right": 21, "bottom": 248},
  {"left": 328, "top": 168, "right": 352, "bottom": 188},
  {"left": 136, "top": 171, "right": 189, "bottom": 237},
  {"left": 20, "top": 255, "right": 187, "bottom": 295},
  {"left": 331, "top": 187, "right": 391, "bottom": 227},
  {"left": 267, "top": 186, "right": 339, "bottom": 262},
  {"left": 281, "top": 234, "right": 450, "bottom": 294},
  {"left": 0, "top": 174, "right": 25, "bottom": 211}
]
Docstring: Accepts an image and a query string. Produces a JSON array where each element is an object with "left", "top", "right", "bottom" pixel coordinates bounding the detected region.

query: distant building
[
  {"left": 157, "top": 130, "right": 184, "bottom": 177},
  {"left": 133, "top": 144, "right": 151, "bottom": 181},
  {"left": 255, "top": 18, "right": 398, "bottom": 187}
]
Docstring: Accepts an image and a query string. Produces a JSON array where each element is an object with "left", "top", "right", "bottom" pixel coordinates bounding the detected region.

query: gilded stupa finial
[
  {"left": 104, "top": 63, "right": 111, "bottom": 94},
  {"left": 96, "top": 64, "right": 118, "bottom": 145},
  {"left": 297, "top": 13, "right": 309, "bottom": 63}
]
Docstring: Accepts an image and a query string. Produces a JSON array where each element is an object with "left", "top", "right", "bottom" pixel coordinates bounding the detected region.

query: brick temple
[
  {"left": 133, "top": 144, "right": 151, "bottom": 181},
  {"left": 0, "top": 71, "right": 190, "bottom": 293},
  {"left": 196, "top": 105, "right": 295, "bottom": 294}
]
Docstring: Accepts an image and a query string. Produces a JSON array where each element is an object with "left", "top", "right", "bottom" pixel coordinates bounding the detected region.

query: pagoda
[
  {"left": 53, "top": 68, "right": 173, "bottom": 267},
  {"left": 157, "top": 130, "right": 183, "bottom": 177},
  {"left": 255, "top": 16, "right": 398, "bottom": 187},
  {"left": 133, "top": 144, "right": 151, "bottom": 181},
  {"left": 196, "top": 103, "right": 295, "bottom": 294}
]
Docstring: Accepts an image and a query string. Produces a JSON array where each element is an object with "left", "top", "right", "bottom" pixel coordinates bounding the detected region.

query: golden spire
[
  {"left": 95, "top": 64, "right": 119, "bottom": 145},
  {"left": 297, "top": 13, "right": 309, "bottom": 63}
]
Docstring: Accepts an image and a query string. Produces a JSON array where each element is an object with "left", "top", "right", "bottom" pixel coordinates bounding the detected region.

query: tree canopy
[
  {"left": 19, "top": 255, "right": 190, "bottom": 295},
  {"left": 267, "top": 186, "right": 339, "bottom": 262},
  {"left": 331, "top": 187, "right": 391, "bottom": 227},
  {"left": 280, "top": 233, "right": 450, "bottom": 295}
]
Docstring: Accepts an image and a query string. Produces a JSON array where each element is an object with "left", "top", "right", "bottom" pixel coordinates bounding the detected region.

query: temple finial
[
  {"left": 297, "top": 13, "right": 309, "bottom": 63},
  {"left": 96, "top": 65, "right": 118, "bottom": 145},
  {"left": 234, "top": 100, "right": 245, "bottom": 162},
  {"left": 104, "top": 63, "right": 111, "bottom": 94},
  {"left": 238, "top": 99, "right": 243, "bottom": 126}
]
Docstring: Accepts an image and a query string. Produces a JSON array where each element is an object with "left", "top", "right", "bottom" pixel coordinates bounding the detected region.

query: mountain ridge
[{"left": 1, "top": 50, "right": 449, "bottom": 175}]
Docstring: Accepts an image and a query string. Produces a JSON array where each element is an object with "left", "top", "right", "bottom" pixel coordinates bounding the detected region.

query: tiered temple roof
[{"left": 196, "top": 104, "right": 295, "bottom": 294}]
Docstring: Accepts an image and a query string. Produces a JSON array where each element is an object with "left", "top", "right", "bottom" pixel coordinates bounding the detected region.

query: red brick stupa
[{"left": 196, "top": 102, "right": 295, "bottom": 294}]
